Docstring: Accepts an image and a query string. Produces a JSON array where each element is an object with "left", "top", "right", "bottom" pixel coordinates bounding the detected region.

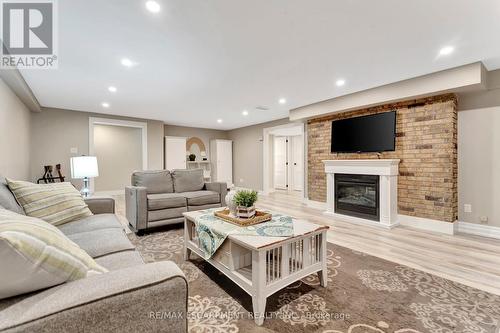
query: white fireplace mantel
[{"left": 323, "top": 159, "right": 400, "bottom": 228}]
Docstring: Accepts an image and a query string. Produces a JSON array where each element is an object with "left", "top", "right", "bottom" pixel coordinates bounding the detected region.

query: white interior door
[
  {"left": 291, "top": 135, "right": 304, "bottom": 192},
  {"left": 217, "top": 140, "right": 233, "bottom": 186},
  {"left": 165, "top": 137, "right": 187, "bottom": 170},
  {"left": 273, "top": 136, "right": 288, "bottom": 189}
]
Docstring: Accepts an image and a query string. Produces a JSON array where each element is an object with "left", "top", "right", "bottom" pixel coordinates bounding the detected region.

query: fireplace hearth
[{"left": 335, "top": 174, "right": 380, "bottom": 221}]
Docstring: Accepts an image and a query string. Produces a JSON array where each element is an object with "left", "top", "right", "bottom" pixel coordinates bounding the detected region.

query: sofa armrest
[
  {"left": 205, "top": 182, "right": 228, "bottom": 203},
  {"left": 125, "top": 186, "right": 148, "bottom": 232},
  {"left": 0, "top": 262, "right": 187, "bottom": 333},
  {"left": 84, "top": 196, "right": 115, "bottom": 214}
]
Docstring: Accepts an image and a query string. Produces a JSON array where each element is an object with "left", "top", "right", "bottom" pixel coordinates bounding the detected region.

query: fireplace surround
[{"left": 323, "top": 159, "right": 400, "bottom": 228}]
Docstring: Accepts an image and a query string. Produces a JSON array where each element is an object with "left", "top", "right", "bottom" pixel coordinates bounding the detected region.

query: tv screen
[{"left": 331, "top": 111, "right": 396, "bottom": 153}]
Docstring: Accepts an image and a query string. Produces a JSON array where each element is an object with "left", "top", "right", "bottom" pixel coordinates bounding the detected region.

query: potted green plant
[
  {"left": 188, "top": 153, "right": 196, "bottom": 161},
  {"left": 233, "top": 190, "right": 258, "bottom": 218}
]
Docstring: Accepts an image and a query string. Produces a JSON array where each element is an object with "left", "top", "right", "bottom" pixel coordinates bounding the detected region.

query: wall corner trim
[{"left": 457, "top": 221, "right": 500, "bottom": 240}]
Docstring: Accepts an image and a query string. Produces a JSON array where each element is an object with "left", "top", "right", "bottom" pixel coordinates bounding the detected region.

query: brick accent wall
[{"left": 307, "top": 94, "right": 458, "bottom": 223}]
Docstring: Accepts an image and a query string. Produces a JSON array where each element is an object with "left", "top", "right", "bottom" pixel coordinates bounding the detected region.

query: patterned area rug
[{"left": 129, "top": 227, "right": 500, "bottom": 333}]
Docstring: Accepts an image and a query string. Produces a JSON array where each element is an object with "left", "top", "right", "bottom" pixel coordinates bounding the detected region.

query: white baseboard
[
  {"left": 457, "top": 221, "right": 500, "bottom": 240},
  {"left": 398, "top": 214, "right": 457, "bottom": 235},
  {"left": 324, "top": 211, "right": 397, "bottom": 229},
  {"left": 304, "top": 199, "right": 327, "bottom": 210},
  {"left": 303, "top": 199, "right": 500, "bottom": 238}
]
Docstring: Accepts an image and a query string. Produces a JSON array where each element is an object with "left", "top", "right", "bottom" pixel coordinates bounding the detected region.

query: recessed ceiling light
[
  {"left": 121, "top": 58, "right": 135, "bottom": 67},
  {"left": 108, "top": 86, "right": 117, "bottom": 93},
  {"left": 145, "top": 1, "right": 161, "bottom": 13},
  {"left": 242, "top": 110, "right": 249, "bottom": 116},
  {"left": 279, "top": 98, "right": 286, "bottom": 105},
  {"left": 217, "top": 119, "right": 223, "bottom": 123},
  {"left": 101, "top": 102, "right": 110, "bottom": 108},
  {"left": 439, "top": 46, "right": 454, "bottom": 56},
  {"left": 336, "top": 79, "right": 346, "bottom": 87}
]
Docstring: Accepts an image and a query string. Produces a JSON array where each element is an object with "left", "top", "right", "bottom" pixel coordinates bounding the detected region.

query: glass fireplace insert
[{"left": 334, "top": 173, "right": 380, "bottom": 221}]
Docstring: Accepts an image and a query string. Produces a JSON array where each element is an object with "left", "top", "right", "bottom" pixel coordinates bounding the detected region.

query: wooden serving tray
[{"left": 214, "top": 209, "right": 272, "bottom": 227}]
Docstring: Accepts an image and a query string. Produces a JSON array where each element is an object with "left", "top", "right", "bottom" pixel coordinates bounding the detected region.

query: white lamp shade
[{"left": 70, "top": 156, "right": 99, "bottom": 179}]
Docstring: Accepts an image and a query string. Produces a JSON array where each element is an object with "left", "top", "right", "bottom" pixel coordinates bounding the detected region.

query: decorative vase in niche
[{"left": 225, "top": 189, "right": 237, "bottom": 215}]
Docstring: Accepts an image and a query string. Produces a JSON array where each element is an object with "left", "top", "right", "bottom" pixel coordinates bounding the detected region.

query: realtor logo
[{"left": 1, "top": 0, "right": 58, "bottom": 68}]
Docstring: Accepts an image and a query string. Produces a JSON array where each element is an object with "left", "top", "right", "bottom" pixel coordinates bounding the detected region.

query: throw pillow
[
  {"left": 171, "top": 169, "right": 205, "bottom": 193},
  {"left": 131, "top": 170, "right": 174, "bottom": 194},
  {"left": 6, "top": 180, "right": 92, "bottom": 226},
  {"left": 0, "top": 209, "right": 107, "bottom": 299},
  {"left": 0, "top": 176, "right": 25, "bottom": 215}
]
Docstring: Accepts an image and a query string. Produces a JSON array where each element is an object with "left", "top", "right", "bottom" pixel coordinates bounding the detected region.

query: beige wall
[
  {"left": 93, "top": 124, "right": 143, "bottom": 192},
  {"left": 459, "top": 89, "right": 500, "bottom": 111},
  {"left": 458, "top": 68, "right": 500, "bottom": 111},
  {"left": 227, "top": 118, "right": 291, "bottom": 190},
  {"left": 164, "top": 124, "right": 228, "bottom": 162},
  {"left": 31, "top": 108, "right": 164, "bottom": 185},
  {"left": 457, "top": 72, "right": 500, "bottom": 227},
  {"left": 458, "top": 107, "right": 500, "bottom": 227},
  {"left": 0, "top": 78, "right": 31, "bottom": 180}
]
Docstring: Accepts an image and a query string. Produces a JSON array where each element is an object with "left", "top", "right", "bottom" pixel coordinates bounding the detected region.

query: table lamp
[{"left": 70, "top": 156, "right": 99, "bottom": 197}]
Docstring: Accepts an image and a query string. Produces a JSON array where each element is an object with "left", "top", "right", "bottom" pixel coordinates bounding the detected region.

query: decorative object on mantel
[
  {"left": 37, "top": 164, "right": 65, "bottom": 184},
  {"left": 214, "top": 208, "right": 272, "bottom": 226},
  {"left": 200, "top": 151, "right": 207, "bottom": 161},
  {"left": 188, "top": 153, "right": 196, "bottom": 161},
  {"left": 225, "top": 187, "right": 237, "bottom": 215},
  {"left": 70, "top": 156, "right": 99, "bottom": 198},
  {"left": 233, "top": 189, "right": 258, "bottom": 219}
]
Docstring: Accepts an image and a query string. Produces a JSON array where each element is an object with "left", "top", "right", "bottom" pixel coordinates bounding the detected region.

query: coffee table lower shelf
[{"left": 183, "top": 214, "right": 328, "bottom": 325}]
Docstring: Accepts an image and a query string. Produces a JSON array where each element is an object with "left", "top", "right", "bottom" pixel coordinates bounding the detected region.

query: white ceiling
[{"left": 20, "top": 0, "right": 500, "bottom": 130}]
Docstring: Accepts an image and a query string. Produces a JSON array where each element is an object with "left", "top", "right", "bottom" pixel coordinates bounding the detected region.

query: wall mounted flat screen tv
[{"left": 331, "top": 111, "right": 396, "bottom": 153}]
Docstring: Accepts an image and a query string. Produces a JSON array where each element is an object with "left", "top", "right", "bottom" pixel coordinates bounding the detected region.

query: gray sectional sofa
[
  {"left": 0, "top": 177, "right": 188, "bottom": 333},
  {"left": 126, "top": 169, "right": 227, "bottom": 234}
]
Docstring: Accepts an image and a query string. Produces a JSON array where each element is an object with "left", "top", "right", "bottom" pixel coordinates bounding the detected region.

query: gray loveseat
[
  {"left": 0, "top": 177, "right": 188, "bottom": 333},
  {"left": 125, "top": 169, "right": 227, "bottom": 234}
]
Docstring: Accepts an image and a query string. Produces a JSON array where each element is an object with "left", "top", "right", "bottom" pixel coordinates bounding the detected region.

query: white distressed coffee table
[{"left": 183, "top": 210, "right": 329, "bottom": 325}]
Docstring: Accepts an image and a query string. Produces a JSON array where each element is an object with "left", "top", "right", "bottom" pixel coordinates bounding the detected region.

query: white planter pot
[{"left": 236, "top": 205, "right": 256, "bottom": 219}]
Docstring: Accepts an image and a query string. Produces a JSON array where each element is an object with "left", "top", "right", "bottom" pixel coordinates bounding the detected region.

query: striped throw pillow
[
  {"left": 0, "top": 209, "right": 107, "bottom": 299},
  {"left": 6, "top": 180, "right": 93, "bottom": 226}
]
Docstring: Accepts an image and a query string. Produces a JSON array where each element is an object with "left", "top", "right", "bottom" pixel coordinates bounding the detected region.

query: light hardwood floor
[
  {"left": 112, "top": 190, "right": 500, "bottom": 296},
  {"left": 257, "top": 190, "right": 500, "bottom": 296}
]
